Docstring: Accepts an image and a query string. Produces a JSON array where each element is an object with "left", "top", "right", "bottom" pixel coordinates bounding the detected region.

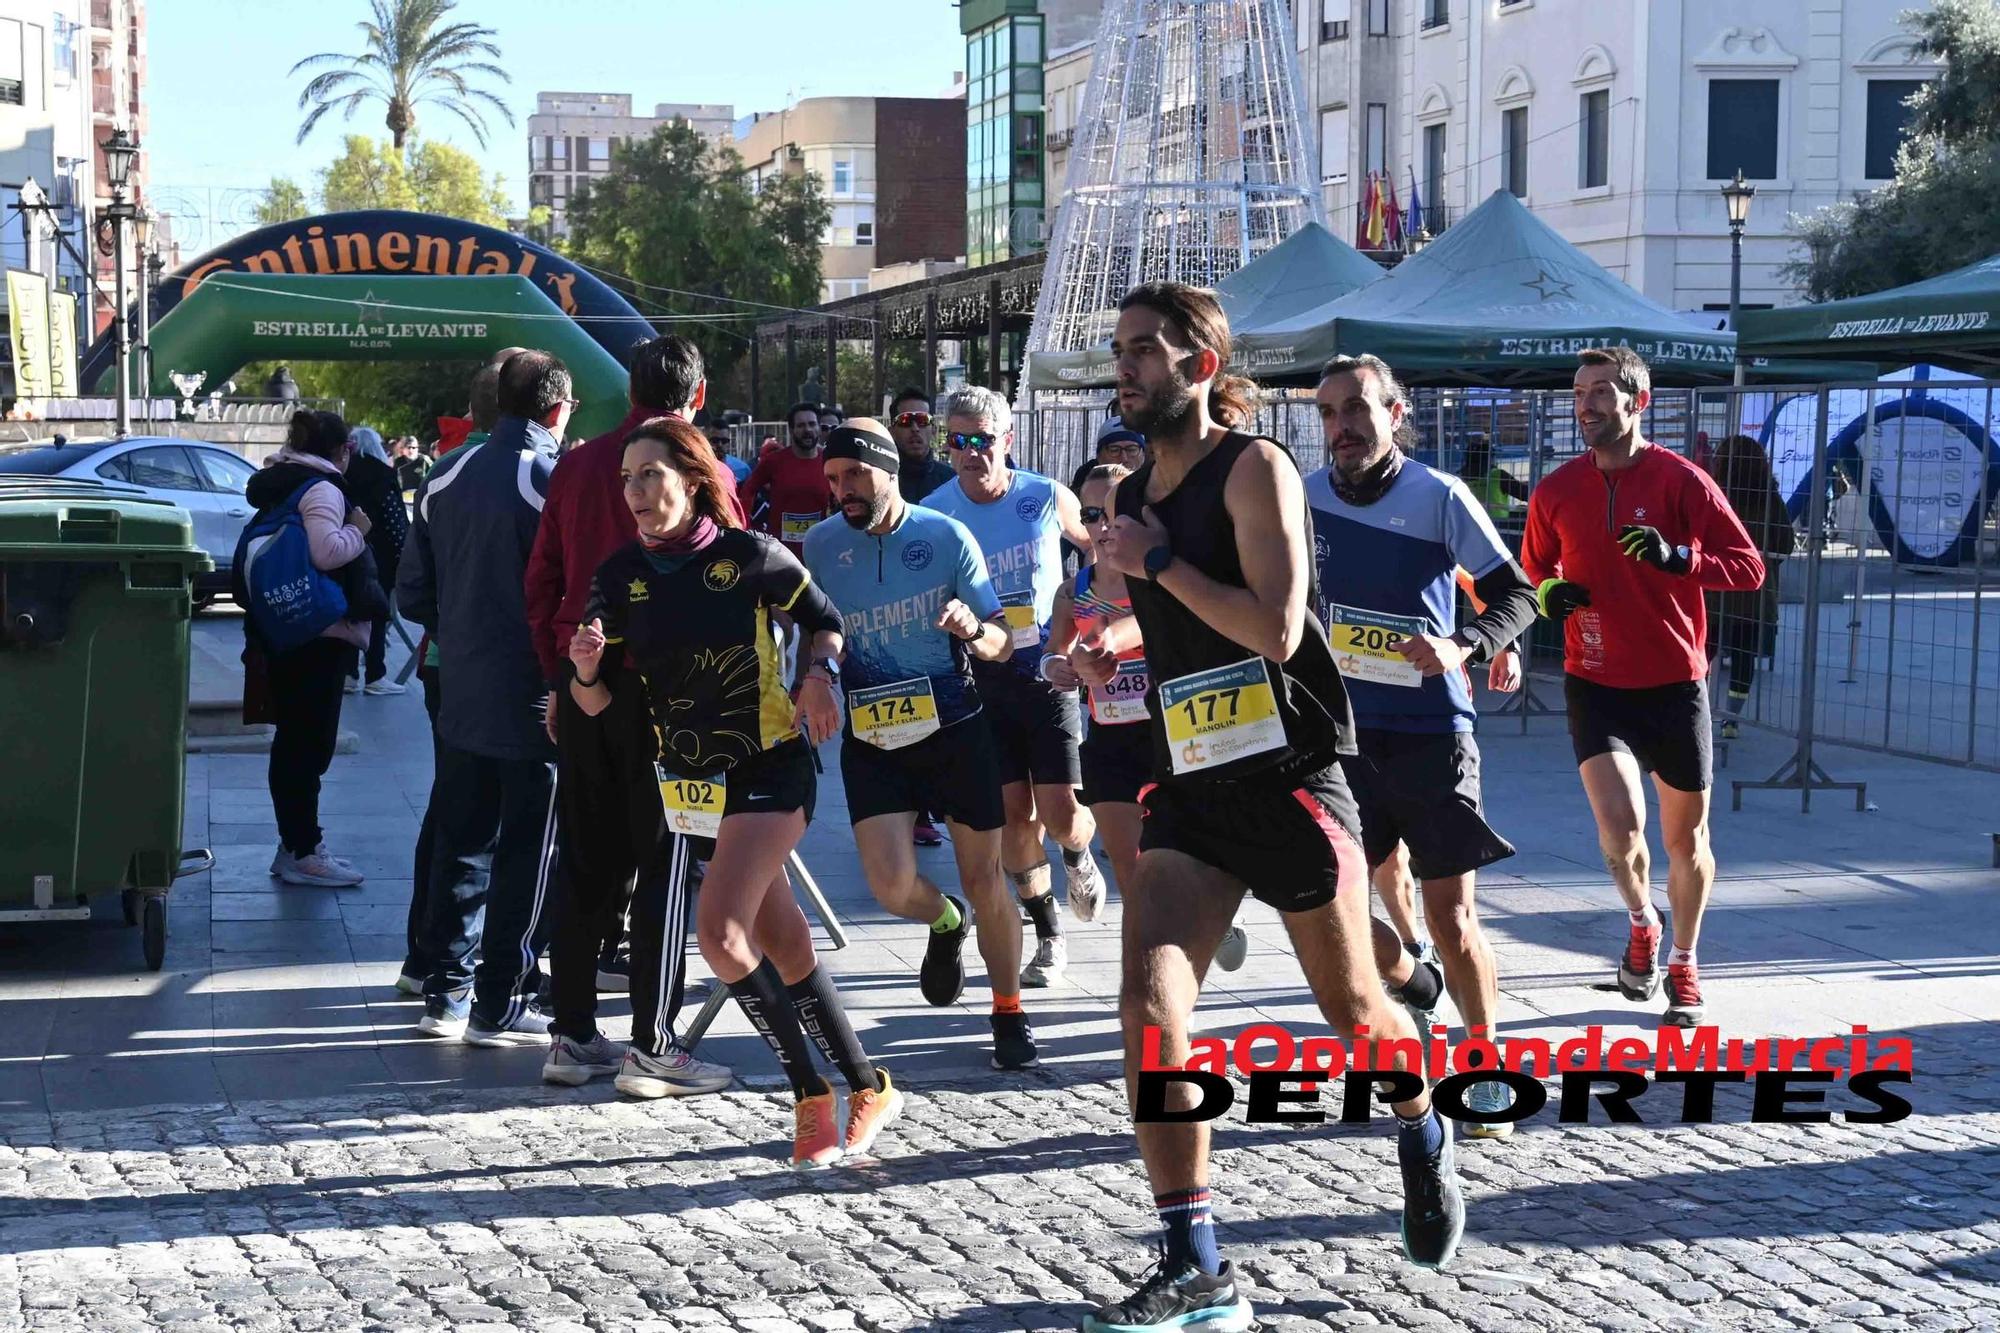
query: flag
[
  {"left": 1356, "top": 172, "right": 1376, "bottom": 248},
  {"left": 1406, "top": 166, "right": 1425, "bottom": 241},
  {"left": 1365, "top": 173, "right": 1387, "bottom": 249},
  {"left": 1383, "top": 172, "right": 1403, "bottom": 248}
]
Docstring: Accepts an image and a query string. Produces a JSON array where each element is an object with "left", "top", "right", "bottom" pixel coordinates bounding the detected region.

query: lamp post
[
  {"left": 1722, "top": 168, "right": 1757, "bottom": 388},
  {"left": 100, "top": 127, "right": 138, "bottom": 436},
  {"left": 131, "top": 209, "right": 152, "bottom": 423}
]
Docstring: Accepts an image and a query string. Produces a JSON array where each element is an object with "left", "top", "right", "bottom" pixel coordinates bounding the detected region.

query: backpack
[{"left": 234, "top": 479, "right": 349, "bottom": 653}]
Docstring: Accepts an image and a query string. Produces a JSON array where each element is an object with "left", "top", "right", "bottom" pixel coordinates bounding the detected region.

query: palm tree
[{"left": 292, "top": 0, "right": 513, "bottom": 151}]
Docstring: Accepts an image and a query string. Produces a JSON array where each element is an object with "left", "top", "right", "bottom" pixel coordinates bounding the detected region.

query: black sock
[
  {"left": 728, "top": 961, "right": 826, "bottom": 1099},
  {"left": 1060, "top": 844, "right": 1087, "bottom": 868},
  {"left": 1394, "top": 955, "right": 1442, "bottom": 1012},
  {"left": 787, "top": 966, "right": 878, "bottom": 1095},
  {"left": 1024, "top": 891, "right": 1061, "bottom": 940}
]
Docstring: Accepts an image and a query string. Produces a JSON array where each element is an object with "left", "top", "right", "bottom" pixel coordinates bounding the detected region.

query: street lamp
[
  {"left": 1722, "top": 168, "right": 1757, "bottom": 387},
  {"left": 100, "top": 127, "right": 139, "bottom": 436},
  {"left": 131, "top": 209, "right": 152, "bottom": 422}
]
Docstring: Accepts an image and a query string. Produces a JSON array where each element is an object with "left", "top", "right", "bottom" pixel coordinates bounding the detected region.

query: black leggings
[{"left": 267, "top": 637, "right": 353, "bottom": 855}]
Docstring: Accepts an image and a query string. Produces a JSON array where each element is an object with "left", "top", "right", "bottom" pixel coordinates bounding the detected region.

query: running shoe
[
  {"left": 1082, "top": 1252, "right": 1252, "bottom": 1333},
  {"left": 394, "top": 963, "right": 425, "bottom": 996},
  {"left": 1664, "top": 963, "right": 1705, "bottom": 1027},
  {"left": 912, "top": 818, "right": 945, "bottom": 848},
  {"left": 614, "top": 1044, "right": 733, "bottom": 1099},
  {"left": 364, "top": 679, "right": 407, "bottom": 696},
  {"left": 1463, "top": 1079, "right": 1515, "bottom": 1140},
  {"left": 990, "top": 1010, "right": 1040, "bottom": 1070},
  {"left": 595, "top": 948, "right": 630, "bottom": 993},
  {"left": 1719, "top": 718, "right": 1740, "bottom": 741},
  {"left": 1617, "top": 917, "right": 1664, "bottom": 1001},
  {"left": 842, "top": 1068, "right": 904, "bottom": 1158},
  {"left": 1397, "top": 941, "right": 1443, "bottom": 1037},
  {"left": 1066, "top": 850, "right": 1107, "bottom": 923},
  {"left": 1400, "top": 1115, "right": 1466, "bottom": 1269},
  {"left": 793, "top": 1090, "right": 842, "bottom": 1170},
  {"left": 918, "top": 895, "right": 970, "bottom": 1006},
  {"left": 1020, "top": 934, "right": 1068, "bottom": 988},
  {"left": 1213, "top": 924, "right": 1249, "bottom": 973},
  {"left": 342, "top": 675, "right": 361, "bottom": 695},
  {"left": 542, "top": 1032, "right": 625, "bottom": 1086},
  {"left": 417, "top": 991, "right": 469, "bottom": 1039},
  {"left": 464, "top": 1002, "right": 554, "bottom": 1048}
]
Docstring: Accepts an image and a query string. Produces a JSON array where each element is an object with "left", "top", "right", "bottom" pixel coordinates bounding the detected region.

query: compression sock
[
  {"left": 785, "top": 966, "right": 877, "bottom": 1095},
  {"left": 1156, "top": 1187, "right": 1222, "bottom": 1276},
  {"left": 1396, "top": 1107, "right": 1446, "bottom": 1164},
  {"left": 1023, "top": 890, "right": 1061, "bottom": 940},
  {"left": 728, "top": 964, "right": 826, "bottom": 1099},
  {"left": 1059, "top": 845, "right": 1088, "bottom": 869},
  {"left": 930, "top": 897, "right": 962, "bottom": 933}
]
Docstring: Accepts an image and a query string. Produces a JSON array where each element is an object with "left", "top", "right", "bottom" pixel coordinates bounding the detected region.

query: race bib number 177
[{"left": 1157, "top": 658, "right": 1286, "bottom": 775}]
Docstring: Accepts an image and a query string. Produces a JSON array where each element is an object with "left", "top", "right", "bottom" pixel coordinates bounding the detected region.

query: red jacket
[
  {"left": 1522, "top": 442, "right": 1764, "bottom": 688},
  {"left": 738, "top": 446, "right": 830, "bottom": 553},
  {"left": 524, "top": 405, "right": 744, "bottom": 685}
]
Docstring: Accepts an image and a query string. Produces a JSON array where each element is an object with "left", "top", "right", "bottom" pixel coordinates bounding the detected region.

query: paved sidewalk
[{"left": 1, "top": 618, "right": 1997, "bottom": 1330}]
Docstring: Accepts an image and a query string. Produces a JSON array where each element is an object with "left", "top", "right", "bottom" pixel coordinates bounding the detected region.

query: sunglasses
[
  {"left": 947, "top": 431, "right": 1001, "bottom": 452},
  {"left": 893, "top": 411, "right": 932, "bottom": 429},
  {"left": 1079, "top": 505, "right": 1110, "bottom": 524}
]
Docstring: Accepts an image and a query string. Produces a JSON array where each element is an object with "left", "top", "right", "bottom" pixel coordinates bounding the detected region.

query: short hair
[
  {"left": 787, "top": 401, "right": 823, "bottom": 428},
  {"left": 497, "top": 350, "right": 573, "bottom": 419},
  {"left": 1577, "top": 346, "right": 1652, "bottom": 400},
  {"left": 628, "top": 335, "right": 703, "bottom": 413},
  {"left": 468, "top": 364, "right": 502, "bottom": 430},
  {"left": 890, "top": 386, "right": 931, "bottom": 413},
  {"left": 1082, "top": 462, "right": 1132, "bottom": 489},
  {"left": 941, "top": 384, "right": 1012, "bottom": 435},
  {"left": 1318, "top": 354, "right": 1411, "bottom": 415}
]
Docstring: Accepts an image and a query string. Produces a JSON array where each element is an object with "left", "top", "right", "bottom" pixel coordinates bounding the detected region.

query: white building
[{"left": 526, "top": 92, "right": 733, "bottom": 239}]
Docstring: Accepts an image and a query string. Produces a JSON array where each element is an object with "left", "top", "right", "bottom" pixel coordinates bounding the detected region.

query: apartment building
[{"left": 526, "top": 92, "right": 733, "bottom": 238}]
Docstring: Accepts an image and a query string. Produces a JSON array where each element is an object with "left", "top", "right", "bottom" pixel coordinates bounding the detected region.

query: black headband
[{"left": 823, "top": 423, "right": 901, "bottom": 475}]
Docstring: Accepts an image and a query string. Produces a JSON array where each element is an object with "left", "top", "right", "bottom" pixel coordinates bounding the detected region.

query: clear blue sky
[{"left": 147, "top": 0, "right": 966, "bottom": 243}]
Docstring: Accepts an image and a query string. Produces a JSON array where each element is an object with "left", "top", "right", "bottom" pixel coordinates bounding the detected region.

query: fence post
[
  {"left": 1969, "top": 384, "right": 1994, "bottom": 764},
  {"left": 1882, "top": 388, "right": 1910, "bottom": 750},
  {"left": 1842, "top": 387, "right": 1876, "bottom": 683}
]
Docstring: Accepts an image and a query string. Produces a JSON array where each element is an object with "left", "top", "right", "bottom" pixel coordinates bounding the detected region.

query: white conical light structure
[{"left": 1021, "top": 0, "right": 1324, "bottom": 435}]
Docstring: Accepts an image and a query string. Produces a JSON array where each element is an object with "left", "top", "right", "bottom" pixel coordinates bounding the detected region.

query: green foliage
[
  {"left": 1790, "top": 0, "right": 2000, "bottom": 299},
  {"left": 239, "top": 358, "right": 485, "bottom": 439},
  {"left": 292, "top": 0, "right": 512, "bottom": 150},
  {"left": 319, "top": 135, "right": 508, "bottom": 223},
  {"left": 255, "top": 178, "right": 311, "bottom": 226}
]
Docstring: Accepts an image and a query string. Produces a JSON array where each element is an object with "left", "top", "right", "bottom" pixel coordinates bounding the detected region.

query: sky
[{"left": 146, "top": 0, "right": 967, "bottom": 247}]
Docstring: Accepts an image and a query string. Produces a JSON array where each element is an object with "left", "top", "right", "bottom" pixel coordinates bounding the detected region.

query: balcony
[{"left": 1352, "top": 200, "right": 1451, "bottom": 251}]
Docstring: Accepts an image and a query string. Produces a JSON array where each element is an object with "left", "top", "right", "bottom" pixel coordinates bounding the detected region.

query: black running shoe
[
  {"left": 918, "top": 896, "right": 969, "bottom": 1006},
  {"left": 1400, "top": 1115, "right": 1466, "bottom": 1269},
  {"left": 1082, "top": 1253, "right": 1252, "bottom": 1333},
  {"left": 989, "top": 1010, "right": 1039, "bottom": 1070}
]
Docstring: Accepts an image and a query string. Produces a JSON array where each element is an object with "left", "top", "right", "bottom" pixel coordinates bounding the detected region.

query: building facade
[{"left": 525, "top": 92, "right": 733, "bottom": 239}]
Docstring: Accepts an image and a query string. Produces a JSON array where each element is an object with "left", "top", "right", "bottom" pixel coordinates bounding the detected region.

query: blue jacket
[{"left": 396, "top": 415, "right": 558, "bottom": 761}]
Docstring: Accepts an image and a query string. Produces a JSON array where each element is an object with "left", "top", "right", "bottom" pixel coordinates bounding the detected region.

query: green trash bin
[{"left": 0, "top": 478, "right": 215, "bottom": 970}]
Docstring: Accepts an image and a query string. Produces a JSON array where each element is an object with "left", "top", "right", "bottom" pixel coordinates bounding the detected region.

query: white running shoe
[
  {"left": 364, "top": 679, "right": 406, "bottom": 696},
  {"left": 278, "top": 851, "right": 364, "bottom": 888},
  {"left": 342, "top": 676, "right": 361, "bottom": 694},
  {"left": 1065, "top": 851, "right": 1107, "bottom": 923},
  {"left": 614, "top": 1044, "right": 733, "bottom": 1098},
  {"left": 543, "top": 1033, "right": 626, "bottom": 1086},
  {"left": 1020, "top": 934, "right": 1068, "bottom": 988}
]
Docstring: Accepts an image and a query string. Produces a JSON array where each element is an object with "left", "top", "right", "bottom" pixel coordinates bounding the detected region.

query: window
[
  {"left": 193, "top": 448, "right": 257, "bottom": 495},
  {"left": 549, "top": 136, "right": 568, "bottom": 169},
  {"left": 588, "top": 137, "right": 609, "bottom": 167},
  {"left": 1706, "top": 78, "right": 1779, "bottom": 180},
  {"left": 856, "top": 220, "right": 874, "bottom": 246},
  {"left": 1320, "top": 0, "right": 1350, "bottom": 41},
  {"left": 1320, "top": 105, "right": 1350, "bottom": 182},
  {"left": 1865, "top": 79, "right": 1923, "bottom": 180},
  {"left": 0, "top": 18, "right": 23, "bottom": 105},
  {"left": 831, "top": 157, "right": 853, "bottom": 195},
  {"left": 1367, "top": 0, "right": 1390, "bottom": 36},
  {"left": 94, "top": 456, "right": 128, "bottom": 482},
  {"left": 121, "top": 447, "right": 204, "bottom": 493},
  {"left": 1365, "top": 102, "right": 1387, "bottom": 176},
  {"left": 1424, "top": 122, "right": 1447, "bottom": 216},
  {"left": 1502, "top": 107, "right": 1528, "bottom": 196},
  {"left": 1422, "top": 0, "right": 1448, "bottom": 30},
  {"left": 1579, "top": 89, "right": 1609, "bottom": 188}
]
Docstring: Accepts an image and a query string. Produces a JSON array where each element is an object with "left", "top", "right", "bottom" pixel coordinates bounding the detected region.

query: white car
[{"left": 0, "top": 436, "right": 261, "bottom": 605}]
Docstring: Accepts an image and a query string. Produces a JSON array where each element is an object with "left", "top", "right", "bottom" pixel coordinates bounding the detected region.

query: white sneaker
[
  {"left": 364, "top": 679, "right": 406, "bottom": 696},
  {"left": 343, "top": 676, "right": 361, "bottom": 694},
  {"left": 269, "top": 844, "right": 294, "bottom": 878},
  {"left": 278, "top": 851, "right": 364, "bottom": 887},
  {"left": 614, "top": 1044, "right": 733, "bottom": 1098},
  {"left": 1020, "top": 934, "right": 1068, "bottom": 988},
  {"left": 309, "top": 842, "right": 361, "bottom": 874},
  {"left": 543, "top": 1033, "right": 626, "bottom": 1085},
  {"left": 463, "top": 1004, "right": 553, "bottom": 1048},
  {"left": 1064, "top": 850, "right": 1107, "bottom": 923}
]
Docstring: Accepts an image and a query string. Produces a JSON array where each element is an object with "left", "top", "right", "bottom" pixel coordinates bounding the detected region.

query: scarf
[
  {"left": 640, "top": 514, "right": 719, "bottom": 556},
  {"left": 1331, "top": 446, "right": 1405, "bottom": 507}
]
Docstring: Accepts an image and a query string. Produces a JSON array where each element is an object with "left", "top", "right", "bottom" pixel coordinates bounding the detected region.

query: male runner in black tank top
[{"left": 1069, "top": 283, "right": 1466, "bottom": 1332}]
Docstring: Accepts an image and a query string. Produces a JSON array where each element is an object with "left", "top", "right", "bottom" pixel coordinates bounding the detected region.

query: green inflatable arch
[{"left": 144, "top": 272, "right": 630, "bottom": 438}]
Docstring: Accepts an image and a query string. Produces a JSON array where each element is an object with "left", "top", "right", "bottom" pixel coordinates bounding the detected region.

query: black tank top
[{"left": 1116, "top": 431, "right": 1353, "bottom": 786}]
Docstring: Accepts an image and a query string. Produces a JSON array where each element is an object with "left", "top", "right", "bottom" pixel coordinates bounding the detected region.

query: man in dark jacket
[{"left": 397, "top": 350, "right": 572, "bottom": 1047}]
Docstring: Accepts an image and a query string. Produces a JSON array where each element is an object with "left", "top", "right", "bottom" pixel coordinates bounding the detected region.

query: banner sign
[{"left": 6, "top": 270, "right": 51, "bottom": 398}]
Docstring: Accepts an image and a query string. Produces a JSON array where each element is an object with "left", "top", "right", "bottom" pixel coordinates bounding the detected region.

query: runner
[
  {"left": 1072, "top": 284, "right": 1464, "bottom": 1332},
  {"left": 1306, "top": 353, "right": 1540, "bottom": 1138},
  {"left": 565, "top": 417, "right": 901, "bottom": 1165},
  {"left": 804, "top": 420, "right": 1041, "bottom": 1070},
  {"left": 739, "top": 402, "right": 830, "bottom": 556},
  {"left": 926, "top": 385, "right": 1107, "bottom": 988},
  {"left": 890, "top": 388, "right": 955, "bottom": 504},
  {"left": 1522, "top": 346, "right": 1765, "bottom": 1027}
]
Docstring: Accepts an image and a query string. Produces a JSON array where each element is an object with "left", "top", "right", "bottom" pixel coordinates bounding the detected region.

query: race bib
[
  {"left": 1089, "top": 659, "right": 1152, "bottom": 725},
  {"left": 1328, "top": 604, "right": 1427, "bottom": 688},
  {"left": 848, "top": 676, "right": 941, "bottom": 750},
  {"left": 999, "top": 592, "right": 1042, "bottom": 650},
  {"left": 782, "top": 512, "right": 820, "bottom": 542},
  {"left": 657, "top": 766, "right": 726, "bottom": 838},
  {"left": 1158, "top": 658, "right": 1286, "bottom": 776}
]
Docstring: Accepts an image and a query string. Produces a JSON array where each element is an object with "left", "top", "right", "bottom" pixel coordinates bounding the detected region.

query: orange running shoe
[
  {"left": 842, "top": 1068, "right": 904, "bottom": 1158},
  {"left": 793, "top": 1090, "right": 842, "bottom": 1170}
]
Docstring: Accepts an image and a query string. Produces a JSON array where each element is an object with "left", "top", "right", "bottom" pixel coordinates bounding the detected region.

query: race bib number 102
[{"left": 657, "top": 765, "right": 726, "bottom": 838}]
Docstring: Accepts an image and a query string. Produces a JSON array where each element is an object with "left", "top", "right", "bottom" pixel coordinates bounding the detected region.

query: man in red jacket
[
  {"left": 739, "top": 402, "right": 831, "bottom": 555},
  {"left": 522, "top": 333, "right": 736, "bottom": 1093},
  {"left": 1523, "top": 346, "right": 1764, "bottom": 1029}
]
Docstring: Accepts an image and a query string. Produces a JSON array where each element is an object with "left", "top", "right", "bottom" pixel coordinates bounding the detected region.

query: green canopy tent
[
  {"left": 140, "top": 272, "right": 631, "bottom": 438},
  {"left": 1736, "top": 252, "right": 2000, "bottom": 374}
]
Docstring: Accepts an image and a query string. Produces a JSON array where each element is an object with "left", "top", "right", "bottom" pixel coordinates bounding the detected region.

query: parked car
[{"left": 0, "top": 437, "right": 261, "bottom": 606}]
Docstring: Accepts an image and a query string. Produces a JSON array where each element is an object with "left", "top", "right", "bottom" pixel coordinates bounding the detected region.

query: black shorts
[
  {"left": 840, "top": 714, "right": 1006, "bottom": 831},
  {"left": 1341, "top": 730, "right": 1515, "bottom": 881},
  {"left": 976, "top": 666, "right": 1084, "bottom": 787},
  {"left": 1564, "top": 674, "right": 1713, "bottom": 793},
  {"left": 658, "top": 737, "right": 817, "bottom": 860},
  {"left": 1138, "top": 765, "right": 1367, "bottom": 913},
  {"left": 1081, "top": 719, "right": 1153, "bottom": 806}
]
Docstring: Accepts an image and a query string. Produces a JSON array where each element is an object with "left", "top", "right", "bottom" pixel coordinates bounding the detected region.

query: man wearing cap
[
  {"left": 1070, "top": 422, "right": 1148, "bottom": 496},
  {"left": 804, "top": 420, "right": 1041, "bottom": 1072}
]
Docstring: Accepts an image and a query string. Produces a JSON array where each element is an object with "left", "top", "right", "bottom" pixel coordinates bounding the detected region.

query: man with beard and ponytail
[
  {"left": 1305, "top": 353, "right": 1539, "bottom": 1139},
  {"left": 1068, "top": 285, "right": 1466, "bottom": 1332},
  {"left": 803, "top": 420, "right": 1042, "bottom": 1072}
]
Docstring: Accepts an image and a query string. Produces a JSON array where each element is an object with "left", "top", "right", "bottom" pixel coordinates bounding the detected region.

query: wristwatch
[
  {"left": 1143, "top": 543, "right": 1176, "bottom": 581},
  {"left": 806, "top": 655, "right": 840, "bottom": 682}
]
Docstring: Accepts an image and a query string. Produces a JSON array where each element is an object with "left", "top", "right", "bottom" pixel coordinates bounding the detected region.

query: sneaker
[
  {"left": 1083, "top": 1253, "right": 1252, "bottom": 1333},
  {"left": 277, "top": 850, "right": 365, "bottom": 888},
  {"left": 1664, "top": 963, "right": 1705, "bottom": 1027},
  {"left": 614, "top": 1044, "right": 733, "bottom": 1099},
  {"left": 1020, "top": 934, "right": 1068, "bottom": 988},
  {"left": 912, "top": 818, "right": 945, "bottom": 848},
  {"left": 1397, "top": 941, "right": 1443, "bottom": 1037},
  {"left": 394, "top": 969, "right": 425, "bottom": 996},
  {"left": 1463, "top": 1079, "right": 1516, "bottom": 1140},
  {"left": 1400, "top": 1116, "right": 1467, "bottom": 1269},
  {"left": 543, "top": 1032, "right": 625, "bottom": 1086},
  {"left": 918, "top": 896, "right": 970, "bottom": 1006},
  {"left": 1065, "top": 850, "right": 1107, "bottom": 923},
  {"left": 364, "top": 679, "right": 407, "bottom": 696},
  {"left": 417, "top": 991, "right": 470, "bottom": 1039},
  {"left": 464, "top": 1003, "right": 554, "bottom": 1047},
  {"left": 1214, "top": 924, "right": 1249, "bottom": 973},
  {"left": 595, "top": 949, "right": 630, "bottom": 993},
  {"left": 343, "top": 676, "right": 361, "bottom": 694},
  {"left": 274, "top": 841, "right": 361, "bottom": 878},
  {"left": 842, "top": 1068, "right": 904, "bottom": 1158},
  {"left": 1618, "top": 917, "right": 1664, "bottom": 1001},
  {"left": 269, "top": 845, "right": 293, "bottom": 877},
  {"left": 990, "top": 1010, "right": 1039, "bottom": 1070},
  {"left": 1719, "top": 718, "right": 1740, "bottom": 741},
  {"left": 793, "top": 1089, "right": 843, "bottom": 1170}
]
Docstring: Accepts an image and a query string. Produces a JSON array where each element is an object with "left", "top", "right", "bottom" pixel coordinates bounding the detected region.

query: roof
[{"left": 1736, "top": 252, "right": 2000, "bottom": 374}]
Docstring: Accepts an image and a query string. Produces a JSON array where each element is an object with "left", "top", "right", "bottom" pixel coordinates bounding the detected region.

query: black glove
[
  {"left": 1619, "top": 525, "right": 1691, "bottom": 575},
  {"left": 1536, "top": 577, "right": 1591, "bottom": 625}
]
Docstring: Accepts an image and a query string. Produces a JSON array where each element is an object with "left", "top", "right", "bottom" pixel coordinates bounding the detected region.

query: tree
[
  {"left": 1791, "top": 0, "right": 2000, "bottom": 300},
  {"left": 564, "top": 121, "right": 831, "bottom": 401},
  {"left": 292, "top": 0, "right": 511, "bottom": 151},
  {"left": 255, "top": 178, "right": 311, "bottom": 226},
  {"left": 318, "top": 134, "right": 509, "bottom": 223}
]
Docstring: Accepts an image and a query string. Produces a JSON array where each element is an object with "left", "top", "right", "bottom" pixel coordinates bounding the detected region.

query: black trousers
[
  {"left": 548, "top": 683, "right": 661, "bottom": 1043},
  {"left": 403, "top": 664, "right": 441, "bottom": 979},
  {"left": 361, "top": 616, "right": 391, "bottom": 682},
  {"left": 267, "top": 637, "right": 353, "bottom": 856}
]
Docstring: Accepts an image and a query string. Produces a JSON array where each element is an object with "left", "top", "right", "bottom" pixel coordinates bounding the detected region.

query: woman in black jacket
[
  {"left": 1706, "top": 434, "right": 1798, "bottom": 739},
  {"left": 342, "top": 428, "right": 409, "bottom": 694}
]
